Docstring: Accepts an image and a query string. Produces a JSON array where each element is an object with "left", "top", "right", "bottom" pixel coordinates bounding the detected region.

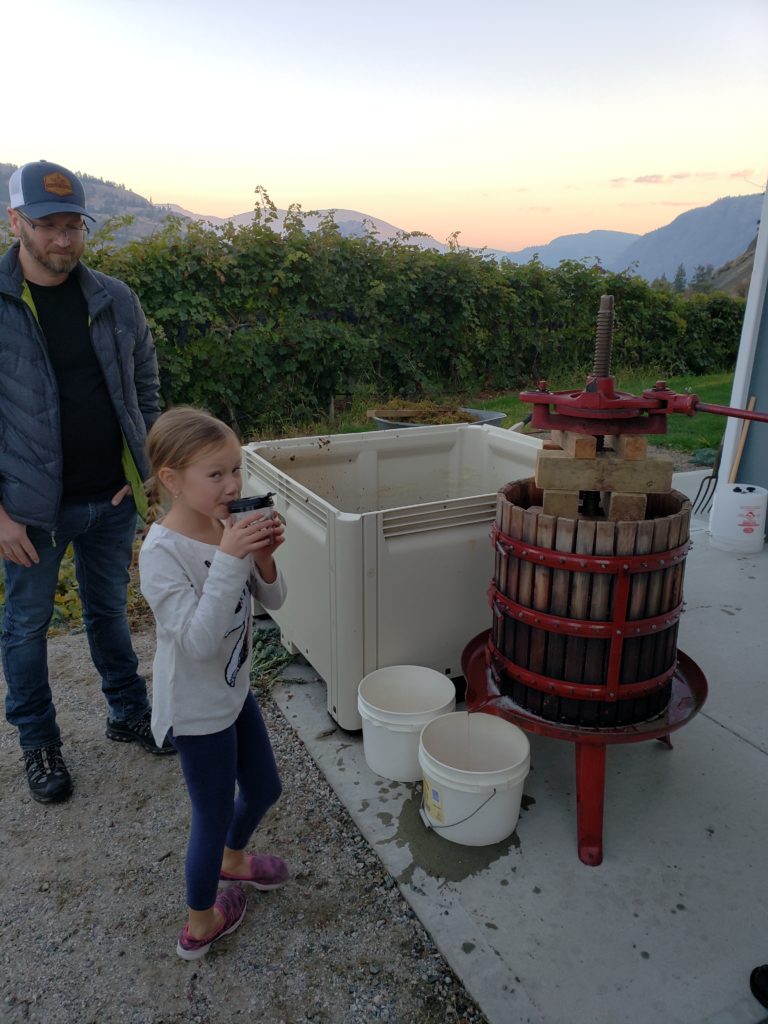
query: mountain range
[
  {"left": 169, "top": 195, "right": 762, "bottom": 286},
  {"left": 0, "top": 162, "right": 761, "bottom": 289}
]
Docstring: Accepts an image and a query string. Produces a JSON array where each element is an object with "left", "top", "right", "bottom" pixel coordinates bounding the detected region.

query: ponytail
[{"left": 143, "top": 475, "right": 166, "bottom": 528}]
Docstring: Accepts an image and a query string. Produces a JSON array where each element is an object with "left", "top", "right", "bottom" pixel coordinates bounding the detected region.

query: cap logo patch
[{"left": 43, "top": 172, "right": 74, "bottom": 197}]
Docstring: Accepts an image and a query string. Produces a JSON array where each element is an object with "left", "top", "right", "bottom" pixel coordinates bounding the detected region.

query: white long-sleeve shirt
[{"left": 139, "top": 522, "right": 287, "bottom": 746}]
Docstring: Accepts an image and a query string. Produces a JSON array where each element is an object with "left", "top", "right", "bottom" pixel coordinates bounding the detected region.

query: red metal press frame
[
  {"left": 519, "top": 374, "right": 768, "bottom": 437},
  {"left": 463, "top": 295, "right": 764, "bottom": 864},
  {"left": 462, "top": 631, "right": 708, "bottom": 866}
]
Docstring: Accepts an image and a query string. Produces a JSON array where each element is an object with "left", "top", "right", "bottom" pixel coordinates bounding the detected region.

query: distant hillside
[
  {"left": 709, "top": 235, "right": 757, "bottom": 298},
  {"left": 491, "top": 229, "right": 640, "bottom": 267},
  {"left": 606, "top": 193, "right": 763, "bottom": 282},
  {"left": 169, "top": 203, "right": 449, "bottom": 252},
  {"left": 175, "top": 206, "right": 637, "bottom": 266},
  {"left": 0, "top": 163, "right": 173, "bottom": 244},
  {"left": 1, "top": 161, "right": 762, "bottom": 283}
]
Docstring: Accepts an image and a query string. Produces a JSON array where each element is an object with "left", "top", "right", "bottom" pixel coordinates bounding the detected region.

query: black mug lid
[{"left": 228, "top": 492, "right": 276, "bottom": 512}]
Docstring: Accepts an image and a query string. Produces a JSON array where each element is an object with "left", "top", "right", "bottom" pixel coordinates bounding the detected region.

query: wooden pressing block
[
  {"left": 550, "top": 430, "right": 597, "bottom": 459},
  {"left": 611, "top": 434, "right": 648, "bottom": 461},
  {"left": 535, "top": 449, "right": 673, "bottom": 493},
  {"left": 605, "top": 491, "right": 648, "bottom": 521},
  {"left": 542, "top": 490, "right": 580, "bottom": 518}
]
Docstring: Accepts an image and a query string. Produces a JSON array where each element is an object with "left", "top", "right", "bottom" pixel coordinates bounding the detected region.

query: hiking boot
[
  {"left": 23, "top": 743, "right": 73, "bottom": 804},
  {"left": 106, "top": 709, "right": 175, "bottom": 755},
  {"left": 177, "top": 886, "right": 247, "bottom": 961},
  {"left": 751, "top": 965, "right": 768, "bottom": 1009},
  {"left": 220, "top": 853, "right": 289, "bottom": 891}
]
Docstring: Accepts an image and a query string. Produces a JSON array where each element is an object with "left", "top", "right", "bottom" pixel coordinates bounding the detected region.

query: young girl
[{"left": 139, "top": 406, "right": 288, "bottom": 960}]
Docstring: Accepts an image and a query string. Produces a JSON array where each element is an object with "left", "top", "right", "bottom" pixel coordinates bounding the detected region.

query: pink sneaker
[
  {"left": 176, "top": 886, "right": 247, "bottom": 961},
  {"left": 220, "top": 853, "right": 289, "bottom": 891}
]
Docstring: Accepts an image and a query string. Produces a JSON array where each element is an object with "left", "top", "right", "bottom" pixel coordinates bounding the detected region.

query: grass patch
[
  {"left": 250, "top": 625, "right": 301, "bottom": 697},
  {"left": 274, "top": 368, "right": 734, "bottom": 454}
]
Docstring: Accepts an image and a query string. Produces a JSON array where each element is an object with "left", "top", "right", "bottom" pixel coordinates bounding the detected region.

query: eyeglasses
[{"left": 16, "top": 211, "right": 89, "bottom": 240}]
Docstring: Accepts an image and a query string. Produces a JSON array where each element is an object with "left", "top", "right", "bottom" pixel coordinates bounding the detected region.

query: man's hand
[
  {"left": 111, "top": 484, "right": 132, "bottom": 506},
  {"left": 0, "top": 505, "right": 39, "bottom": 567}
]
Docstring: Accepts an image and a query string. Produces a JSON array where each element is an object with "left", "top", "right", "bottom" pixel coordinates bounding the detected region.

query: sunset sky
[{"left": 6, "top": 0, "right": 767, "bottom": 250}]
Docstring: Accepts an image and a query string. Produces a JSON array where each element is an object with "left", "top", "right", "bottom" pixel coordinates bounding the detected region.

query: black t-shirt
[{"left": 27, "top": 274, "right": 125, "bottom": 501}]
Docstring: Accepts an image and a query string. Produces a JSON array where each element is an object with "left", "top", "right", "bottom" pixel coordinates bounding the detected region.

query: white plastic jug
[{"left": 709, "top": 483, "right": 767, "bottom": 553}]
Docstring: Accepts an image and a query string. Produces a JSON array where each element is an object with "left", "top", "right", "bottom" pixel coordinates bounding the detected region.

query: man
[{"left": 0, "top": 159, "right": 173, "bottom": 805}]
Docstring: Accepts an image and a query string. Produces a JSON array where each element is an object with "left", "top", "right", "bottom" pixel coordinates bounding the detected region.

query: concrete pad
[{"left": 272, "top": 471, "right": 768, "bottom": 1024}]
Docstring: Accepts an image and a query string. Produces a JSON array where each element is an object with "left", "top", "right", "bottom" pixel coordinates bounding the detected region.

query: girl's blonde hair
[{"left": 145, "top": 406, "right": 239, "bottom": 519}]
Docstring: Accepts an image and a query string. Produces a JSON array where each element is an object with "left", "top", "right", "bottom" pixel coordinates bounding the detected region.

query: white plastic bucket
[
  {"left": 709, "top": 483, "right": 767, "bottom": 553},
  {"left": 418, "top": 711, "right": 530, "bottom": 846},
  {"left": 358, "top": 666, "right": 456, "bottom": 782}
]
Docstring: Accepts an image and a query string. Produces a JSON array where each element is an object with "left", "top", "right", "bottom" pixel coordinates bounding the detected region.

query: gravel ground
[
  {"left": 0, "top": 627, "right": 488, "bottom": 1024},
  {"left": 650, "top": 446, "right": 701, "bottom": 472}
]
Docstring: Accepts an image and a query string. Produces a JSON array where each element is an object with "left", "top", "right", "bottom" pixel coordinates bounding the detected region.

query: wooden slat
[
  {"left": 547, "top": 516, "right": 577, "bottom": 720},
  {"left": 494, "top": 492, "right": 506, "bottom": 593},
  {"left": 529, "top": 514, "right": 556, "bottom": 677},
  {"left": 621, "top": 519, "right": 655, "bottom": 684},
  {"left": 638, "top": 515, "right": 671, "bottom": 684},
  {"left": 563, "top": 519, "right": 597, "bottom": 697},
  {"left": 654, "top": 510, "right": 683, "bottom": 678},
  {"left": 546, "top": 517, "right": 576, "bottom": 678},
  {"left": 513, "top": 508, "right": 539, "bottom": 673},
  {"left": 583, "top": 520, "right": 616, "bottom": 685},
  {"left": 502, "top": 505, "right": 524, "bottom": 662},
  {"left": 493, "top": 492, "right": 512, "bottom": 652},
  {"left": 612, "top": 520, "right": 639, "bottom": 722},
  {"left": 663, "top": 506, "right": 690, "bottom": 670}
]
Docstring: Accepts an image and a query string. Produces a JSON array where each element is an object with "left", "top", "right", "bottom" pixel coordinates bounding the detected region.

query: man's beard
[{"left": 18, "top": 224, "right": 83, "bottom": 276}]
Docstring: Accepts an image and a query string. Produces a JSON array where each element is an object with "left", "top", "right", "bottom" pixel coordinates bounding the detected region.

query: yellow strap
[{"left": 121, "top": 437, "right": 149, "bottom": 521}]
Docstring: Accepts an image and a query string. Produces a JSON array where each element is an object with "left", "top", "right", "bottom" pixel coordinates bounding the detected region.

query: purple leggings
[{"left": 172, "top": 692, "right": 282, "bottom": 910}]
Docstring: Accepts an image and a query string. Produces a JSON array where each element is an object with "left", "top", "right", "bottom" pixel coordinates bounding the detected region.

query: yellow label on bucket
[{"left": 423, "top": 775, "right": 444, "bottom": 823}]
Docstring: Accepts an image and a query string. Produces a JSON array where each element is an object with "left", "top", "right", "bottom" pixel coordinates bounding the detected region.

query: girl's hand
[
  {"left": 219, "top": 512, "right": 283, "bottom": 564},
  {"left": 252, "top": 515, "right": 285, "bottom": 583}
]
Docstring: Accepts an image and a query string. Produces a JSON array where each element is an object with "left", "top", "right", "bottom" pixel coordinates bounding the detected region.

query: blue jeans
[
  {"left": 173, "top": 693, "right": 282, "bottom": 910},
  {"left": 2, "top": 496, "right": 149, "bottom": 750}
]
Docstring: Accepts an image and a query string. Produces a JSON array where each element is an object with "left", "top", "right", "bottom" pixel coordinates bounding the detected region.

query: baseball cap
[{"left": 8, "top": 160, "right": 94, "bottom": 221}]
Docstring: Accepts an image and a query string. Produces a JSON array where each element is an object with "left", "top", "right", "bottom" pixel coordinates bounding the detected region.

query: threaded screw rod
[{"left": 593, "top": 294, "right": 615, "bottom": 378}]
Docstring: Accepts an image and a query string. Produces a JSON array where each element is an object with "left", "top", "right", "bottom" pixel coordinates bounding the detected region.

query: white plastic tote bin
[
  {"left": 418, "top": 711, "right": 530, "bottom": 847},
  {"left": 241, "top": 423, "right": 540, "bottom": 730},
  {"left": 357, "top": 666, "right": 456, "bottom": 782},
  {"left": 709, "top": 483, "right": 767, "bottom": 553}
]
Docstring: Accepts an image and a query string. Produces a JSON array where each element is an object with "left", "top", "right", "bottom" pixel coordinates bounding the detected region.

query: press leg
[{"left": 575, "top": 743, "right": 606, "bottom": 867}]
